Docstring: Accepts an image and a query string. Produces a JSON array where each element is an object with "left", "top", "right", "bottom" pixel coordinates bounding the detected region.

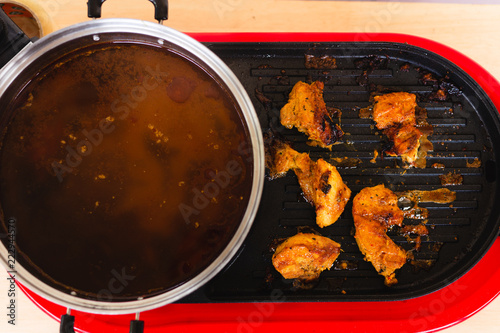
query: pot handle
[
  {"left": 88, "top": 0, "right": 168, "bottom": 23},
  {"left": 0, "top": 6, "right": 32, "bottom": 69}
]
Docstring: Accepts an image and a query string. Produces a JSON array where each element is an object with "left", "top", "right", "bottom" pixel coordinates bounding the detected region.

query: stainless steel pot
[{"left": 0, "top": 16, "right": 264, "bottom": 315}]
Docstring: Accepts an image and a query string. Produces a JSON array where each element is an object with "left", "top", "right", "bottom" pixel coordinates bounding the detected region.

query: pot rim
[{"left": 0, "top": 18, "right": 264, "bottom": 314}]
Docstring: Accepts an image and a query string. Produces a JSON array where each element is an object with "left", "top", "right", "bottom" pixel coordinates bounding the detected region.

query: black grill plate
[{"left": 179, "top": 42, "right": 500, "bottom": 302}]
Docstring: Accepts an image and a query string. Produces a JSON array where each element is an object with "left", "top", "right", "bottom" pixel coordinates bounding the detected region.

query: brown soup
[{"left": 0, "top": 42, "right": 253, "bottom": 301}]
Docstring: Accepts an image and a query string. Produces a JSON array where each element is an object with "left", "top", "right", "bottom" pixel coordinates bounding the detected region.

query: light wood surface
[{"left": 1, "top": 0, "right": 500, "bottom": 332}]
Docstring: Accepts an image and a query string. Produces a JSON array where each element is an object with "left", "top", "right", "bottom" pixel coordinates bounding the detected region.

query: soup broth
[{"left": 0, "top": 42, "right": 253, "bottom": 300}]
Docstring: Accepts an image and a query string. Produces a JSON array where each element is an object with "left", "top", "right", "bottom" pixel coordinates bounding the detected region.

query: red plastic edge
[{"left": 19, "top": 33, "right": 500, "bottom": 333}]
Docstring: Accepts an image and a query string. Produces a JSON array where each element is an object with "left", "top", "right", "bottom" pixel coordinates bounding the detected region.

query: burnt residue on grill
[
  {"left": 432, "top": 163, "right": 446, "bottom": 169},
  {"left": 292, "top": 278, "right": 319, "bottom": 290},
  {"left": 358, "top": 106, "right": 373, "bottom": 119},
  {"left": 419, "top": 71, "right": 439, "bottom": 86},
  {"left": 304, "top": 54, "right": 337, "bottom": 69},
  {"left": 466, "top": 158, "right": 482, "bottom": 168},
  {"left": 370, "top": 150, "right": 379, "bottom": 164},
  {"left": 396, "top": 188, "right": 456, "bottom": 220},
  {"left": 326, "top": 277, "right": 346, "bottom": 292},
  {"left": 415, "top": 106, "right": 432, "bottom": 133},
  {"left": 328, "top": 157, "right": 362, "bottom": 168},
  {"left": 354, "top": 55, "right": 390, "bottom": 87},
  {"left": 255, "top": 88, "right": 272, "bottom": 107},
  {"left": 333, "top": 260, "right": 359, "bottom": 271},
  {"left": 399, "top": 63, "right": 411, "bottom": 72},
  {"left": 397, "top": 188, "right": 457, "bottom": 206},
  {"left": 268, "top": 237, "right": 285, "bottom": 253},
  {"left": 414, "top": 135, "right": 433, "bottom": 169},
  {"left": 396, "top": 189, "right": 456, "bottom": 254},
  {"left": 439, "top": 172, "right": 464, "bottom": 186},
  {"left": 269, "top": 74, "right": 290, "bottom": 86},
  {"left": 402, "top": 205, "right": 429, "bottom": 220},
  {"left": 409, "top": 259, "right": 436, "bottom": 273},
  {"left": 417, "top": 68, "right": 463, "bottom": 102},
  {"left": 328, "top": 106, "right": 342, "bottom": 119},
  {"left": 401, "top": 224, "right": 430, "bottom": 236},
  {"left": 412, "top": 104, "right": 434, "bottom": 168},
  {"left": 401, "top": 224, "right": 430, "bottom": 252}
]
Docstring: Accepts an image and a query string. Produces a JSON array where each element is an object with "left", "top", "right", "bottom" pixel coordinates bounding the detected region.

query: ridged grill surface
[{"left": 180, "top": 42, "right": 500, "bottom": 303}]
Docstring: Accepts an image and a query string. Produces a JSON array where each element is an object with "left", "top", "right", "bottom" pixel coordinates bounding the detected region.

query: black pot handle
[
  {"left": 0, "top": 6, "right": 32, "bottom": 69},
  {"left": 88, "top": 0, "right": 168, "bottom": 22}
]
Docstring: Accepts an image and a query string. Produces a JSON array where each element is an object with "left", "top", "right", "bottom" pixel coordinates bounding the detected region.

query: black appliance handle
[
  {"left": 87, "top": 0, "right": 168, "bottom": 22},
  {"left": 0, "top": 6, "right": 32, "bottom": 69},
  {"left": 130, "top": 319, "right": 145, "bottom": 333},
  {"left": 59, "top": 313, "right": 75, "bottom": 333},
  {"left": 59, "top": 309, "right": 145, "bottom": 332}
]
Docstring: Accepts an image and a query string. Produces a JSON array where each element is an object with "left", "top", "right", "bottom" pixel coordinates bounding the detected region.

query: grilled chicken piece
[
  {"left": 272, "top": 233, "right": 341, "bottom": 280},
  {"left": 373, "top": 92, "right": 417, "bottom": 129},
  {"left": 271, "top": 143, "right": 351, "bottom": 228},
  {"left": 280, "top": 81, "right": 343, "bottom": 149},
  {"left": 313, "top": 159, "right": 351, "bottom": 228},
  {"left": 372, "top": 92, "right": 423, "bottom": 166},
  {"left": 272, "top": 142, "right": 315, "bottom": 201},
  {"left": 384, "top": 124, "right": 423, "bottom": 165},
  {"left": 352, "top": 184, "right": 407, "bottom": 286}
]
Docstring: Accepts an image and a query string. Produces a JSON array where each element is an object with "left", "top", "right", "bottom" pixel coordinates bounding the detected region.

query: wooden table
[{"left": 1, "top": 0, "right": 499, "bottom": 332}]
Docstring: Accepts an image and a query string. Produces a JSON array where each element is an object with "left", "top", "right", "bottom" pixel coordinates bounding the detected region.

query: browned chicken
[
  {"left": 280, "top": 81, "right": 343, "bottom": 149},
  {"left": 272, "top": 233, "right": 341, "bottom": 280},
  {"left": 352, "top": 184, "right": 407, "bottom": 286},
  {"left": 384, "top": 124, "right": 423, "bottom": 165},
  {"left": 271, "top": 143, "right": 351, "bottom": 228},
  {"left": 373, "top": 92, "right": 417, "bottom": 129},
  {"left": 372, "top": 92, "right": 423, "bottom": 166}
]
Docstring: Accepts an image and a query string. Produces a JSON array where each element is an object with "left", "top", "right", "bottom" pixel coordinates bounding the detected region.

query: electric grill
[
  {"left": 1, "top": 2, "right": 500, "bottom": 331},
  {"left": 16, "top": 33, "right": 500, "bottom": 332}
]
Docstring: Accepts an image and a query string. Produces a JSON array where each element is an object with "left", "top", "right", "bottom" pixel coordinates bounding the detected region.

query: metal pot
[{"left": 0, "top": 3, "right": 264, "bottom": 317}]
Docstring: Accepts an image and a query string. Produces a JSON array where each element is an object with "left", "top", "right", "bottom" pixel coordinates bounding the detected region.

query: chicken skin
[
  {"left": 373, "top": 92, "right": 417, "bottom": 129},
  {"left": 313, "top": 159, "right": 351, "bottom": 228},
  {"left": 280, "top": 81, "right": 343, "bottom": 149},
  {"left": 271, "top": 143, "right": 351, "bottom": 228},
  {"left": 384, "top": 124, "right": 423, "bottom": 165},
  {"left": 352, "top": 184, "right": 407, "bottom": 286},
  {"left": 372, "top": 92, "right": 423, "bottom": 166},
  {"left": 272, "top": 233, "right": 341, "bottom": 280}
]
